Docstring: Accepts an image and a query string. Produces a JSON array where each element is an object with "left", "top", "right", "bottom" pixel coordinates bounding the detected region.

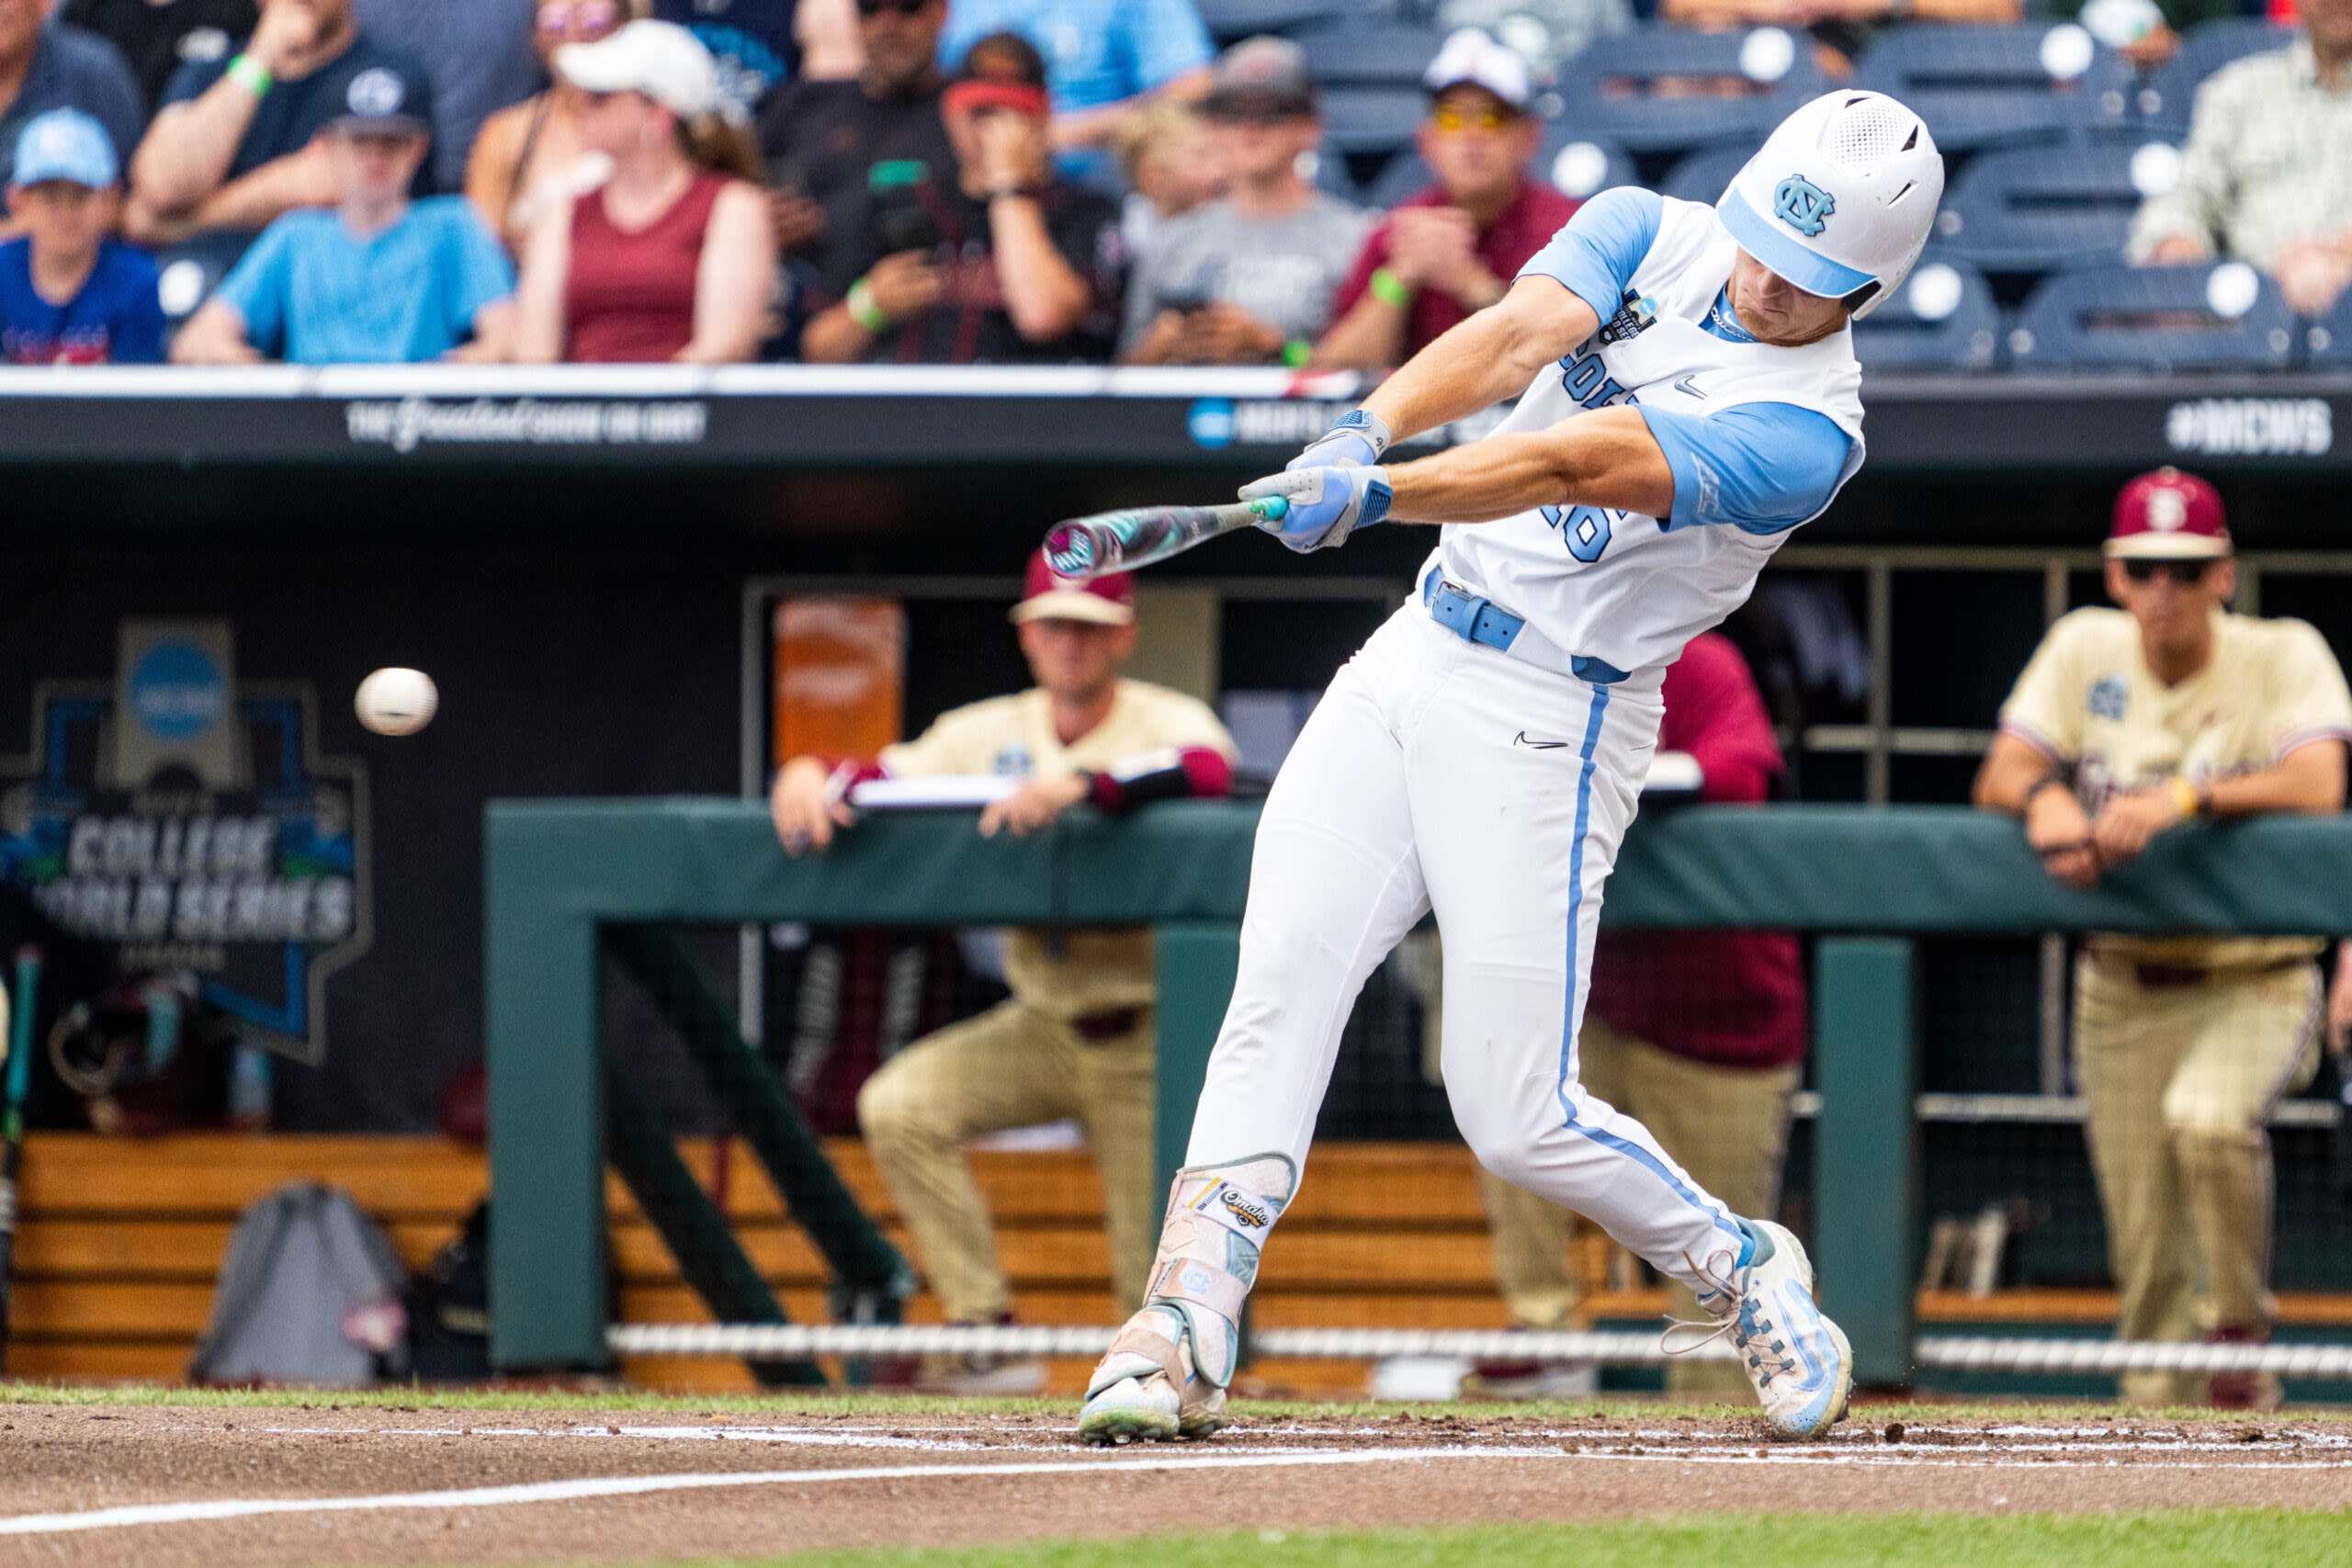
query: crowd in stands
[{"left": 0, "top": 0, "right": 2341, "bottom": 368}]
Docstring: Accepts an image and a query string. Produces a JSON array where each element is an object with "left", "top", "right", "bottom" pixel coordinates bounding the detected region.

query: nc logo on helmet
[{"left": 1772, "top": 174, "right": 1835, "bottom": 238}]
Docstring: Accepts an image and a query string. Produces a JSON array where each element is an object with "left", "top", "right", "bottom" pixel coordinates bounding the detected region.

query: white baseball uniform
[{"left": 1183, "top": 188, "right": 1866, "bottom": 1293}]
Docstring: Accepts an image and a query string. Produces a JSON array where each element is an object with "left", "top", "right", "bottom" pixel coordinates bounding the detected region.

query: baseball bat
[
  {"left": 1042, "top": 496, "right": 1289, "bottom": 581},
  {"left": 0, "top": 946, "right": 39, "bottom": 1372}
]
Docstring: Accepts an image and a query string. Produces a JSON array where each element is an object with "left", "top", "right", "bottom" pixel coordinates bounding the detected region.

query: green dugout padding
[{"left": 485, "top": 799, "right": 2352, "bottom": 1371}]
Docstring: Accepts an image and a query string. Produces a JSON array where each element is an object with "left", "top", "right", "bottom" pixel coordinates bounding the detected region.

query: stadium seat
[
  {"left": 1657, "top": 141, "right": 1758, "bottom": 206},
  {"left": 1933, "top": 138, "right": 2182, "bottom": 276},
  {"left": 1319, "top": 85, "right": 1430, "bottom": 153},
  {"left": 1850, "top": 254, "right": 2002, "bottom": 372},
  {"left": 1853, "top": 23, "right": 2133, "bottom": 152},
  {"left": 1356, "top": 130, "right": 1638, "bottom": 209},
  {"left": 2006, "top": 262, "right": 2298, "bottom": 373},
  {"left": 2301, "top": 288, "right": 2352, "bottom": 367},
  {"left": 1196, "top": 0, "right": 1350, "bottom": 43},
  {"left": 1292, "top": 22, "right": 1449, "bottom": 86},
  {"left": 2137, "top": 17, "right": 2295, "bottom": 134},
  {"left": 1551, "top": 25, "right": 1826, "bottom": 155}
]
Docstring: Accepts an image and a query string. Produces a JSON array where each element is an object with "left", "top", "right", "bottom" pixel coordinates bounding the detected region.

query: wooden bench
[{"left": 12, "top": 1133, "right": 2351, "bottom": 1395}]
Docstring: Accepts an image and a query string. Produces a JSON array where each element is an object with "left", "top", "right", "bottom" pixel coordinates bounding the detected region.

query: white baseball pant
[{"left": 1185, "top": 604, "right": 1751, "bottom": 1292}]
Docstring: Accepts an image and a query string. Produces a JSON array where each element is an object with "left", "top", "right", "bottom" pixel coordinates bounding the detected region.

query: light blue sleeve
[
  {"left": 934, "top": 0, "right": 1007, "bottom": 70},
  {"left": 1637, "top": 401, "right": 1853, "bottom": 536},
  {"left": 1517, "top": 186, "right": 1662, "bottom": 321},
  {"left": 214, "top": 221, "right": 295, "bottom": 356},
  {"left": 440, "top": 203, "right": 518, "bottom": 332},
  {"left": 1119, "top": 0, "right": 1216, "bottom": 92}
]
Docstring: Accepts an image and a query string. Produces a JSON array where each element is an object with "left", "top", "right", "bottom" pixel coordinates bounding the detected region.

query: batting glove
[
  {"left": 1239, "top": 465, "right": 1392, "bottom": 553},
  {"left": 1285, "top": 409, "right": 1393, "bottom": 472}
]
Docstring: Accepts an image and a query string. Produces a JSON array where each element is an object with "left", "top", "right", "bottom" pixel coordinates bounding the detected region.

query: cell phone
[{"left": 868, "top": 159, "right": 941, "bottom": 258}]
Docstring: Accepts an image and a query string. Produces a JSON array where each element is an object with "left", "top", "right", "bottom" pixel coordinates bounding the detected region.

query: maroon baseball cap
[
  {"left": 2108, "top": 467, "right": 2229, "bottom": 559},
  {"left": 1011, "top": 548, "right": 1136, "bottom": 626}
]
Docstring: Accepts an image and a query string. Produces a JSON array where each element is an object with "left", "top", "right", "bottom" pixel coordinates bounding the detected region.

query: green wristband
[
  {"left": 225, "top": 53, "right": 272, "bottom": 97},
  {"left": 1368, "top": 266, "right": 1411, "bottom": 309},
  {"left": 845, "top": 276, "right": 890, "bottom": 333},
  {"left": 1282, "top": 338, "right": 1311, "bottom": 369}
]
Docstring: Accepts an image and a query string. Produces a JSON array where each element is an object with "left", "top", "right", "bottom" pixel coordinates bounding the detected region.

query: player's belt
[{"left": 1420, "top": 567, "right": 1631, "bottom": 685}]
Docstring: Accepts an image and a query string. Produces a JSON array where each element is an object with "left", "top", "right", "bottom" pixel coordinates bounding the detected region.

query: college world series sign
[{"left": 0, "top": 620, "right": 370, "bottom": 1064}]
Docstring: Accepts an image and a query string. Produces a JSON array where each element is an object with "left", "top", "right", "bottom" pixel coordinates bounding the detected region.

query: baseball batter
[{"left": 1079, "top": 91, "right": 1946, "bottom": 1445}]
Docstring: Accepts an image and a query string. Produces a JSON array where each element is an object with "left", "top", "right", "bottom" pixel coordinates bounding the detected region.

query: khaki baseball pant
[
  {"left": 856, "top": 998, "right": 1157, "bottom": 1325},
  {"left": 1479, "top": 1016, "right": 1801, "bottom": 1396},
  {"left": 2075, "top": 953, "right": 2322, "bottom": 1406}
]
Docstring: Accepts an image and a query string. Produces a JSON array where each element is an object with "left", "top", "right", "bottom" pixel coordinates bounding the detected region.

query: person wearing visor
[
  {"left": 468, "top": 0, "right": 652, "bottom": 255},
  {"left": 1121, "top": 35, "right": 1363, "bottom": 367},
  {"left": 1079, "top": 90, "right": 1947, "bottom": 1448},
  {"left": 802, "top": 30, "right": 1121, "bottom": 364},
  {"left": 174, "top": 67, "right": 514, "bottom": 362},
  {"left": 1976, "top": 468, "right": 2352, "bottom": 1409},
  {"left": 1317, "top": 28, "right": 1578, "bottom": 371}
]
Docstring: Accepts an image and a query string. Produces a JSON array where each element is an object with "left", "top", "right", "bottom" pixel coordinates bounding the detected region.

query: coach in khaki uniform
[
  {"left": 1976, "top": 468, "right": 2352, "bottom": 1408},
  {"left": 771, "top": 553, "right": 1239, "bottom": 1387}
]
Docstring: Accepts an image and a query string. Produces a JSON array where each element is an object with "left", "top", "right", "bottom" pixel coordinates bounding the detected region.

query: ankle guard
[{"left": 1095, "top": 1153, "right": 1295, "bottom": 1395}]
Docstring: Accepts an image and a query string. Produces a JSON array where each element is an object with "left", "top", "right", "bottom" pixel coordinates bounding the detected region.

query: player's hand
[
  {"left": 1286, "top": 409, "right": 1393, "bottom": 472},
  {"left": 2090, "top": 786, "right": 2188, "bottom": 867},
  {"left": 2025, "top": 784, "right": 2100, "bottom": 889},
  {"left": 978, "top": 773, "right": 1089, "bottom": 839},
  {"left": 771, "top": 757, "right": 854, "bottom": 855},
  {"left": 1239, "top": 465, "right": 1392, "bottom": 553}
]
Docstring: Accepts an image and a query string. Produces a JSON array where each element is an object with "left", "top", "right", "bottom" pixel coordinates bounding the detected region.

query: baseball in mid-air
[{"left": 355, "top": 667, "right": 438, "bottom": 736}]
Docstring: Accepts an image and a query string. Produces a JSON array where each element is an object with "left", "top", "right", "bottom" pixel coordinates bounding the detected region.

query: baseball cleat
[{"left": 1668, "top": 1219, "right": 1852, "bottom": 1438}]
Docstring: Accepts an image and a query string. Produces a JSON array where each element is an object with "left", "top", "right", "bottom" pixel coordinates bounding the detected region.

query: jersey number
[{"left": 1542, "top": 504, "right": 1621, "bottom": 562}]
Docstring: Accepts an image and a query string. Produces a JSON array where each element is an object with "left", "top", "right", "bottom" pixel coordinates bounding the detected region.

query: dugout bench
[{"left": 485, "top": 799, "right": 2352, "bottom": 1384}]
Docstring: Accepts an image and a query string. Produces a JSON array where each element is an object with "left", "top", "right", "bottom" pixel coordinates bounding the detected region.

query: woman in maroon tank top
[{"left": 514, "top": 20, "right": 775, "bottom": 364}]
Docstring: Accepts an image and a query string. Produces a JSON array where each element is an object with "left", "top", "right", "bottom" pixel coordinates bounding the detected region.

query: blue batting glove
[
  {"left": 1239, "top": 465, "right": 1392, "bottom": 553},
  {"left": 1285, "top": 408, "right": 1393, "bottom": 472}
]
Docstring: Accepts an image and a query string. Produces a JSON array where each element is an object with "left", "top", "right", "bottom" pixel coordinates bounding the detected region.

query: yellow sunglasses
[{"left": 1430, "top": 104, "right": 1517, "bottom": 133}]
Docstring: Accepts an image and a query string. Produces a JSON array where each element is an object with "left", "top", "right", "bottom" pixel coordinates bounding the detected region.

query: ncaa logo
[{"left": 1773, "top": 174, "right": 1835, "bottom": 237}]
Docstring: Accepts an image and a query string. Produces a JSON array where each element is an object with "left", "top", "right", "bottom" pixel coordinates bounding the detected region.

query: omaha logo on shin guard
[
  {"left": 1773, "top": 174, "right": 1835, "bottom": 237},
  {"left": 1219, "top": 1189, "right": 1272, "bottom": 1229}
]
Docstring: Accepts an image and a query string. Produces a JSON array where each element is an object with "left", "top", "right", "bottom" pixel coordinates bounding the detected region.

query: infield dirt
[{"left": 0, "top": 1402, "right": 2346, "bottom": 1565}]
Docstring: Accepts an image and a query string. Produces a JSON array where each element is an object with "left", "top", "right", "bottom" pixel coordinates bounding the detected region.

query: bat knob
[
  {"left": 1249, "top": 496, "right": 1289, "bottom": 523},
  {"left": 1043, "top": 525, "right": 1097, "bottom": 581}
]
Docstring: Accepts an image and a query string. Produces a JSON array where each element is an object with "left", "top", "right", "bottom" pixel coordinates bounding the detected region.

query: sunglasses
[
  {"left": 856, "top": 0, "right": 932, "bottom": 16},
  {"left": 2121, "top": 558, "right": 2215, "bottom": 585},
  {"left": 538, "top": 0, "right": 620, "bottom": 37},
  {"left": 1429, "top": 104, "right": 1518, "bottom": 133}
]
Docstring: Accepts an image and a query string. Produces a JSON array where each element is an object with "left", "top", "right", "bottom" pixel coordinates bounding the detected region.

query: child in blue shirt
[{"left": 0, "top": 108, "right": 164, "bottom": 365}]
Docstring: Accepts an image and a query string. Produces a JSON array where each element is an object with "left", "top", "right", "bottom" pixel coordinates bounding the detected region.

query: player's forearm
[
  {"left": 1381, "top": 407, "right": 1672, "bottom": 524},
  {"left": 1359, "top": 277, "right": 1594, "bottom": 443},
  {"left": 1973, "top": 733, "right": 2059, "bottom": 814},
  {"left": 2205, "top": 742, "right": 2347, "bottom": 818}
]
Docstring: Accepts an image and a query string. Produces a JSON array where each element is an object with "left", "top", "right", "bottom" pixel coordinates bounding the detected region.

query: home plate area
[{"left": 0, "top": 1404, "right": 2347, "bottom": 1565}]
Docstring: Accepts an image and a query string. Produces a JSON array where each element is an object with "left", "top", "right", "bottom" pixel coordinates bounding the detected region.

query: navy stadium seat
[
  {"left": 1293, "top": 23, "right": 1448, "bottom": 86},
  {"left": 1853, "top": 23, "right": 2133, "bottom": 151},
  {"left": 1356, "top": 130, "right": 1638, "bottom": 209},
  {"left": 1319, "top": 85, "right": 1429, "bottom": 153},
  {"left": 1552, "top": 25, "right": 1826, "bottom": 155},
  {"left": 1850, "top": 253, "right": 2002, "bottom": 372},
  {"left": 1933, "top": 138, "right": 2181, "bottom": 276},
  {"left": 2006, "top": 262, "right": 2297, "bottom": 373},
  {"left": 1196, "top": 0, "right": 1350, "bottom": 43},
  {"left": 1657, "top": 141, "right": 1758, "bottom": 206},
  {"left": 2137, "top": 17, "right": 2295, "bottom": 133},
  {"left": 2300, "top": 286, "right": 2352, "bottom": 367}
]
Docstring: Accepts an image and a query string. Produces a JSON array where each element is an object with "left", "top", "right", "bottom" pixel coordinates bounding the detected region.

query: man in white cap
[
  {"left": 1316, "top": 28, "right": 1579, "bottom": 371},
  {"left": 1079, "top": 89, "right": 1946, "bottom": 1446},
  {"left": 771, "top": 553, "right": 1238, "bottom": 1393}
]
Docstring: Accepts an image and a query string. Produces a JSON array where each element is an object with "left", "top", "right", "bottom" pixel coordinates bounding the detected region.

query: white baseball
[{"left": 355, "top": 667, "right": 438, "bottom": 737}]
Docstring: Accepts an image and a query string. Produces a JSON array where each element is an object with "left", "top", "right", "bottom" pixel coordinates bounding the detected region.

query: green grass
[
  {"left": 0, "top": 1381, "right": 2345, "bottom": 1426},
  {"left": 659, "top": 1511, "right": 2352, "bottom": 1568}
]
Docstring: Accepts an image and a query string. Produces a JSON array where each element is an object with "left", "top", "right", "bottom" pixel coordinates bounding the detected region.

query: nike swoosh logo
[
  {"left": 1514, "top": 731, "right": 1569, "bottom": 750},
  {"left": 1674, "top": 376, "right": 1708, "bottom": 400}
]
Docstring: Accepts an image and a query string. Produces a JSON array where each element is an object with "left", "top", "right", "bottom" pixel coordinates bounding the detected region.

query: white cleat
[{"left": 1670, "top": 1219, "right": 1852, "bottom": 1438}]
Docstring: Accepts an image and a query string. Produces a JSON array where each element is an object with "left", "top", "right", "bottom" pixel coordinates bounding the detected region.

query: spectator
[
  {"left": 1111, "top": 93, "right": 1219, "bottom": 255},
  {"left": 62, "top": 0, "right": 255, "bottom": 118},
  {"left": 757, "top": 0, "right": 954, "bottom": 275},
  {"left": 124, "top": 0, "right": 435, "bottom": 264},
  {"left": 352, "top": 0, "right": 539, "bottom": 192},
  {"left": 1467, "top": 634, "right": 1806, "bottom": 1400},
  {"left": 0, "top": 107, "right": 162, "bottom": 363},
  {"left": 467, "top": 0, "right": 650, "bottom": 254},
  {"left": 0, "top": 0, "right": 144, "bottom": 187},
  {"left": 653, "top": 0, "right": 861, "bottom": 115},
  {"left": 1974, "top": 468, "right": 2352, "bottom": 1409},
  {"left": 770, "top": 553, "right": 1239, "bottom": 1392},
  {"left": 1121, "top": 37, "right": 1363, "bottom": 368},
  {"left": 1435, "top": 0, "right": 1628, "bottom": 79},
  {"left": 801, "top": 30, "right": 1121, "bottom": 365},
  {"left": 935, "top": 0, "right": 1212, "bottom": 185},
  {"left": 172, "top": 73, "right": 514, "bottom": 363},
  {"left": 1316, "top": 29, "right": 1577, "bottom": 372},
  {"left": 512, "top": 19, "right": 774, "bottom": 363},
  {"left": 2129, "top": 0, "right": 2352, "bottom": 317},
  {"left": 1660, "top": 0, "right": 2018, "bottom": 77}
]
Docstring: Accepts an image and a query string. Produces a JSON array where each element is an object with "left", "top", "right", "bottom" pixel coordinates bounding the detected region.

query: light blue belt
[{"left": 1420, "top": 566, "right": 1630, "bottom": 685}]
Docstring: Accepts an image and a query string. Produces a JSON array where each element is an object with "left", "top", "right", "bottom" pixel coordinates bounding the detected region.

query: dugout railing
[{"left": 485, "top": 799, "right": 2352, "bottom": 1387}]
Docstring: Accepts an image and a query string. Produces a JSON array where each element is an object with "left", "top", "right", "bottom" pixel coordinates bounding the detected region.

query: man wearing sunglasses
[
  {"left": 1976, "top": 466, "right": 2352, "bottom": 1409},
  {"left": 1317, "top": 28, "right": 1577, "bottom": 372}
]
